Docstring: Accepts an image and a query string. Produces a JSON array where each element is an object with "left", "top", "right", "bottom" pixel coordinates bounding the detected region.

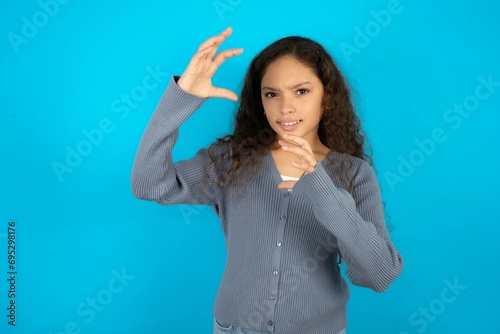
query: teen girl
[{"left": 131, "top": 26, "right": 403, "bottom": 334}]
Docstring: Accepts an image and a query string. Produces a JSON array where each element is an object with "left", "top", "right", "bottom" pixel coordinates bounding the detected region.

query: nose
[{"left": 280, "top": 95, "right": 295, "bottom": 114}]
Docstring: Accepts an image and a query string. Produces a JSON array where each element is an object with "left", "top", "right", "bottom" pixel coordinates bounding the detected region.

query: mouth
[{"left": 277, "top": 119, "right": 302, "bottom": 131}]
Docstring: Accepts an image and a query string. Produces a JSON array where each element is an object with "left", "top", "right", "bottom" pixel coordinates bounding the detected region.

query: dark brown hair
[{"left": 205, "top": 35, "right": 392, "bottom": 231}]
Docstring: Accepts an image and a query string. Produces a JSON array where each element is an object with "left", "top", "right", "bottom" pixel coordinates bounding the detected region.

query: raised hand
[{"left": 177, "top": 26, "right": 244, "bottom": 101}]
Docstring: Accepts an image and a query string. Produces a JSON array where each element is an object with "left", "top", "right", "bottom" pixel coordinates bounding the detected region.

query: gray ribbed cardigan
[{"left": 131, "top": 75, "right": 404, "bottom": 334}]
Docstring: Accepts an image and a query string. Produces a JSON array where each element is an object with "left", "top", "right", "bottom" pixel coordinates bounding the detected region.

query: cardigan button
[
  {"left": 268, "top": 320, "right": 273, "bottom": 326},
  {"left": 280, "top": 214, "right": 286, "bottom": 220}
]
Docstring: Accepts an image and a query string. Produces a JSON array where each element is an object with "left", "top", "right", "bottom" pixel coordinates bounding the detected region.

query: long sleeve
[
  {"left": 131, "top": 75, "right": 224, "bottom": 212},
  {"left": 291, "top": 158, "right": 403, "bottom": 292}
]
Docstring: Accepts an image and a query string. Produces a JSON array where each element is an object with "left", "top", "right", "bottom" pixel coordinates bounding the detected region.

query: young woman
[{"left": 131, "top": 26, "right": 403, "bottom": 334}]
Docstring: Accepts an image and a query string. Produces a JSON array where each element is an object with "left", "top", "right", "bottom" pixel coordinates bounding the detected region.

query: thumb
[{"left": 210, "top": 86, "right": 238, "bottom": 101}]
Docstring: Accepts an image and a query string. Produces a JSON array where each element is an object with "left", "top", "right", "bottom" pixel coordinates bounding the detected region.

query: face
[{"left": 261, "top": 55, "right": 324, "bottom": 148}]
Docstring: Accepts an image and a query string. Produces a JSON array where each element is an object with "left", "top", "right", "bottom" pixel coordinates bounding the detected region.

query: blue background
[{"left": 1, "top": 0, "right": 499, "bottom": 333}]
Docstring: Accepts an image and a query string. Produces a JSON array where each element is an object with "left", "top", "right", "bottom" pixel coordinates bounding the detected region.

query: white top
[
  {"left": 280, "top": 175, "right": 300, "bottom": 181},
  {"left": 280, "top": 175, "right": 300, "bottom": 191}
]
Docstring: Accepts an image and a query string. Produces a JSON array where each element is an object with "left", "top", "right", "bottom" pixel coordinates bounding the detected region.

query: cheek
[
  {"left": 261, "top": 98, "right": 273, "bottom": 110},
  {"left": 262, "top": 105, "right": 279, "bottom": 119},
  {"left": 299, "top": 98, "right": 322, "bottom": 115},
  {"left": 309, "top": 96, "right": 324, "bottom": 117},
  {"left": 263, "top": 112, "right": 274, "bottom": 126}
]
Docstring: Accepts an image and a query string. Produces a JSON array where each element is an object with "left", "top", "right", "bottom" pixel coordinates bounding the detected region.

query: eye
[
  {"left": 264, "top": 92, "right": 277, "bottom": 98},
  {"left": 297, "top": 88, "right": 309, "bottom": 95}
]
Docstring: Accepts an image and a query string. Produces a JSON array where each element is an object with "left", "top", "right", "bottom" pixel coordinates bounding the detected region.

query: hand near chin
[{"left": 276, "top": 134, "right": 319, "bottom": 190}]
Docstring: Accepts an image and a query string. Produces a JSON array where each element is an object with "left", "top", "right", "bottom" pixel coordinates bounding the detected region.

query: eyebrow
[{"left": 261, "top": 81, "right": 312, "bottom": 91}]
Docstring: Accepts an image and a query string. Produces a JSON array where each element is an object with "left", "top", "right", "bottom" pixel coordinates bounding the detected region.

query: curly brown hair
[{"left": 206, "top": 35, "right": 392, "bottom": 231}]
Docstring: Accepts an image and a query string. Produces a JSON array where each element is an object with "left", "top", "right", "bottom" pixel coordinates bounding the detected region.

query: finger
[
  {"left": 279, "top": 140, "right": 314, "bottom": 161},
  {"left": 282, "top": 134, "right": 311, "bottom": 149},
  {"left": 212, "top": 48, "right": 244, "bottom": 67},
  {"left": 211, "top": 86, "right": 239, "bottom": 101},
  {"left": 197, "top": 26, "right": 232, "bottom": 52},
  {"left": 291, "top": 160, "right": 317, "bottom": 174},
  {"left": 202, "top": 28, "right": 235, "bottom": 62},
  {"left": 194, "top": 44, "right": 216, "bottom": 60},
  {"left": 277, "top": 180, "right": 296, "bottom": 189},
  {"left": 281, "top": 147, "right": 317, "bottom": 173}
]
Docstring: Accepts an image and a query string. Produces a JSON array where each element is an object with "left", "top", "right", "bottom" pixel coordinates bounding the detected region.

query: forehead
[{"left": 261, "top": 56, "right": 318, "bottom": 83}]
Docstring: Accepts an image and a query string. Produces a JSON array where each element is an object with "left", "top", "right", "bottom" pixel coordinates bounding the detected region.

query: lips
[
  {"left": 277, "top": 119, "right": 301, "bottom": 126},
  {"left": 278, "top": 119, "right": 301, "bottom": 131}
]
